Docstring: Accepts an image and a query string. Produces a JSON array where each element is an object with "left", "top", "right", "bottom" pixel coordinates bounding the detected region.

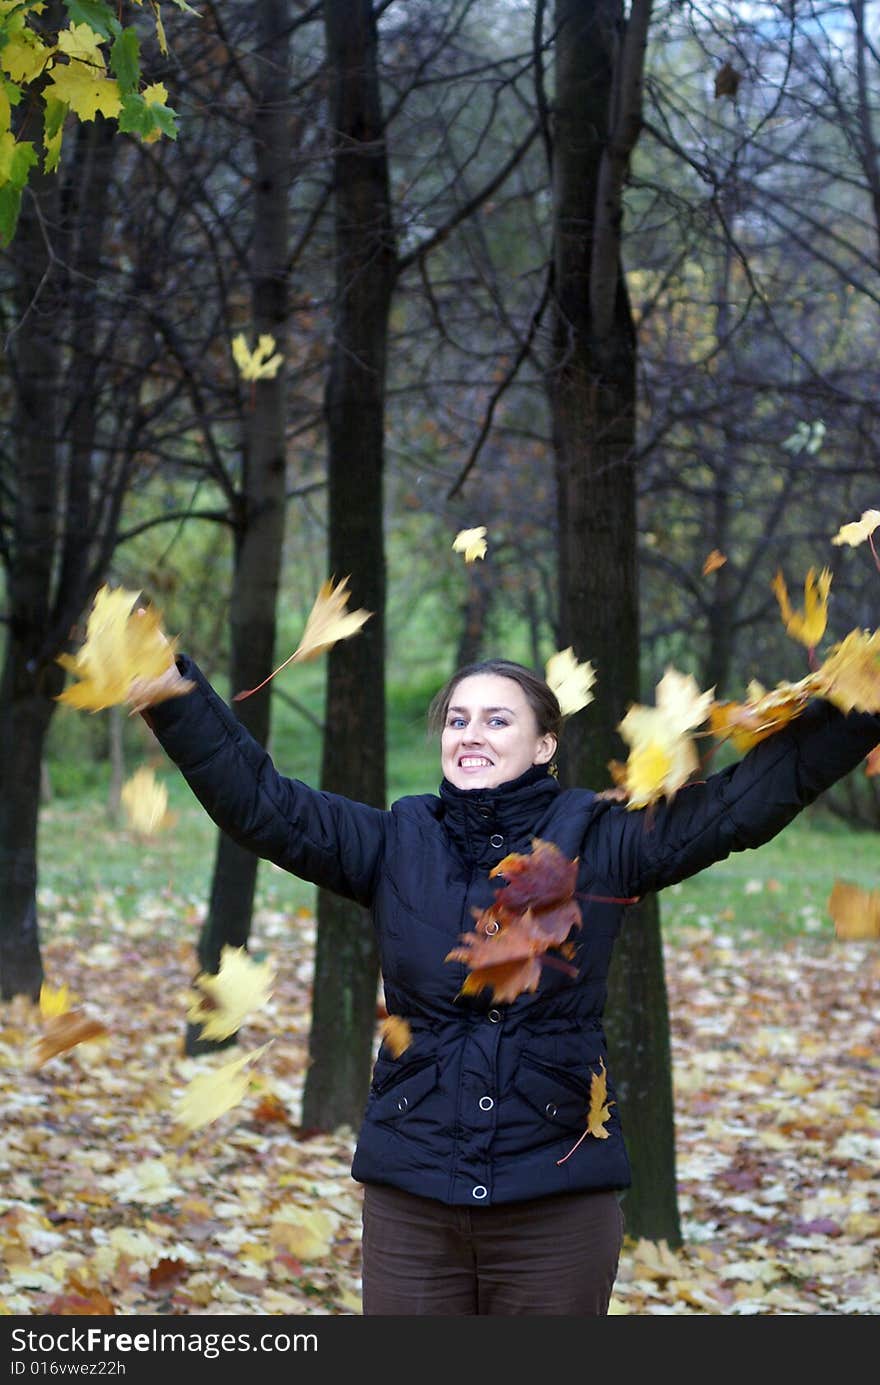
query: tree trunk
[
  {"left": 549, "top": 0, "right": 680, "bottom": 1244},
  {"left": 0, "top": 134, "right": 65, "bottom": 1000},
  {"left": 192, "top": 1, "right": 293, "bottom": 1027},
  {"left": 301, "top": 0, "right": 396, "bottom": 1132},
  {"left": 455, "top": 558, "right": 493, "bottom": 668}
]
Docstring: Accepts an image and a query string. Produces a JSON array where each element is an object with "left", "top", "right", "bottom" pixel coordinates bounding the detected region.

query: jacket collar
[{"left": 438, "top": 763, "right": 560, "bottom": 865}]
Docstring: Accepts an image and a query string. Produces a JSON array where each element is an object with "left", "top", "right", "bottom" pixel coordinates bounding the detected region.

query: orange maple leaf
[
  {"left": 865, "top": 743, "right": 880, "bottom": 777},
  {"left": 445, "top": 839, "right": 582, "bottom": 1003},
  {"left": 557, "top": 1057, "right": 615, "bottom": 1165},
  {"left": 771, "top": 567, "right": 832, "bottom": 650},
  {"left": 827, "top": 879, "right": 880, "bottom": 940},
  {"left": 702, "top": 549, "right": 727, "bottom": 575},
  {"left": 380, "top": 1014, "right": 413, "bottom": 1058},
  {"left": 30, "top": 1010, "right": 108, "bottom": 1068}
]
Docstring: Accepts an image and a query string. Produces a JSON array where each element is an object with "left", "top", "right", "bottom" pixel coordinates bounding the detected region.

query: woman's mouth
[{"left": 459, "top": 756, "right": 493, "bottom": 769}]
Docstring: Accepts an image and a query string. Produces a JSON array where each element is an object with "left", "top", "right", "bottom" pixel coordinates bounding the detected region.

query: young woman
[{"left": 132, "top": 654, "right": 880, "bottom": 1315}]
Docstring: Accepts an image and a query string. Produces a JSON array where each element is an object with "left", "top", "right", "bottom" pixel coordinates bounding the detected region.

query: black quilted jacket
[{"left": 146, "top": 658, "right": 880, "bottom": 1206}]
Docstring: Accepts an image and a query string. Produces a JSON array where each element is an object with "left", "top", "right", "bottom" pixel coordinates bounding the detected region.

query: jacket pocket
[
  {"left": 370, "top": 1059, "right": 439, "bottom": 1123},
  {"left": 513, "top": 1058, "right": 591, "bottom": 1131}
]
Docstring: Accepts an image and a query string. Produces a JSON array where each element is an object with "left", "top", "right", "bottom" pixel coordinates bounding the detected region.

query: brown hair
[{"left": 427, "top": 658, "right": 563, "bottom": 742}]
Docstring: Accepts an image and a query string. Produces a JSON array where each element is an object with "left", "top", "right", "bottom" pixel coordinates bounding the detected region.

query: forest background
[{"left": 1, "top": 0, "right": 879, "bottom": 1306}]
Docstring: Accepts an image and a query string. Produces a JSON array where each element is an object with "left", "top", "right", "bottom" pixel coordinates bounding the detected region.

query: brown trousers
[{"left": 361, "top": 1182, "right": 625, "bottom": 1316}]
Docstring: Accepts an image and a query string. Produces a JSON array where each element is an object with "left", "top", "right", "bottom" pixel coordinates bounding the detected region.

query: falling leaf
[
  {"left": 865, "top": 743, "right": 880, "bottom": 777},
  {"left": 56, "top": 585, "right": 190, "bottom": 713},
  {"left": 233, "top": 576, "right": 372, "bottom": 701},
  {"left": 545, "top": 647, "right": 596, "bottom": 717},
  {"left": 830, "top": 509, "right": 880, "bottom": 547},
  {"left": 39, "top": 983, "right": 73, "bottom": 1020},
  {"left": 714, "top": 61, "right": 741, "bottom": 99},
  {"left": 446, "top": 838, "right": 582, "bottom": 1002},
  {"left": 452, "top": 526, "right": 488, "bottom": 562},
  {"left": 187, "top": 945, "right": 275, "bottom": 1042},
  {"left": 771, "top": 567, "right": 832, "bottom": 650},
  {"left": 380, "top": 1015, "right": 412, "bottom": 1058},
  {"left": 557, "top": 1057, "right": 615, "bottom": 1165},
  {"left": 232, "top": 332, "right": 283, "bottom": 381},
  {"left": 30, "top": 1011, "right": 108, "bottom": 1068},
  {"left": 708, "top": 676, "right": 815, "bottom": 752},
  {"left": 120, "top": 767, "right": 177, "bottom": 837},
  {"left": 702, "top": 549, "right": 727, "bottom": 575},
  {"left": 174, "top": 1043, "right": 272, "bottom": 1134},
  {"left": 617, "top": 668, "right": 714, "bottom": 809},
  {"left": 827, "top": 880, "right": 880, "bottom": 940},
  {"left": 811, "top": 629, "right": 880, "bottom": 714}
]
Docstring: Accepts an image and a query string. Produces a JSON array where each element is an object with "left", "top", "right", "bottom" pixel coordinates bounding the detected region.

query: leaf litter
[{"left": 1, "top": 897, "right": 878, "bottom": 1315}]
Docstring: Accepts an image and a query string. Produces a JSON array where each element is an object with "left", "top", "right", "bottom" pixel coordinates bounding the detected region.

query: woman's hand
[{"left": 127, "top": 661, "right": 194, "bottom": 714}]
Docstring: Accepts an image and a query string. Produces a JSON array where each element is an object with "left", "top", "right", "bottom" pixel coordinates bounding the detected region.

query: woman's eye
[
  {"left": 448, "top": 717, "right": 466, "bottom": 728},
  {"left": 489, "top": 717, "right": 508, "bottom": 727}
]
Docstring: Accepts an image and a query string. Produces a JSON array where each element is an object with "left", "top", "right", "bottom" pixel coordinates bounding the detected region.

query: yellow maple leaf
[
  {"left": 174, "top": 1043, "right": 271, "bottom": 1134},
  {"left": 56, "top": 23, "right": 106, "bottom": 70},
  {"left": 617, "top": 668, "right": 714, "bottom": 809},
  {"left": 46, "top": 63, "right": 122, "bottom": 122},
  {"left": 232, "top": 332, "right": 283, "bottom": 381},
  {"left": 380, "top": 1015, "right": 412, "bottom": 1058},
  {"left": 452, "top": 526, "right": 488, "bottom": 562},
  {"left": 120, "top": 767, "right": 177, "bottom": 837},
  {"left": 56, "top": 585, "right": 189, "bottom": 712},
  {"left": 0, "top": 31, "right": 55, "bottom": 84},
  {"left": 831, "top": 509, "right": 880, "bottom": 547},
  {"left": 187, "top": 945, "right": 275, "bottom": 1042},
  {"left": 771, "top": 567, "right": 832, "bottom": 649},
  {"left": 233, "top": 576, "right": 372, "bottom": 700},
  {"left": 545, "top": 647, "right": 596, "bottom": 717},
  {"left": 811, "top": 628, "right": 880, "bottom": 714},
  {"left": 39, "top": 982, "right": 73, "bottom": 1020},
  {"left": 827, "top": 879, "right": 880, "bottom": 940}
]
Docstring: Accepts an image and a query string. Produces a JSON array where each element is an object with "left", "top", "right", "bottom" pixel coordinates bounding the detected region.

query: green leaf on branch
[
  {"left": 110, "top": 27, "right": 140, "bottom": 94},
  {"left": 63, "top": 0, "right": 121, "bottom": 43}
]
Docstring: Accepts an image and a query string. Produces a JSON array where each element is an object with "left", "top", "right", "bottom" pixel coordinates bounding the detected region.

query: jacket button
[
  {"left": 397, "top": 1096, "right": 408, "bottom": 1112},
  {"left": 472, "top": 1185, "right": 488, "bottom": 1200},
  {"left": 478, "top": 807, "right": 492, "bottom": 820},
  {"left": 487, "top": 1008, "right": 501, "bottom": 1023},
  {"left": 545, "top": 1102, "right": 557, "bottom": 1119},
  {"left": 489, "top": 833, "right": 504, "bottom": 848},
  {"left": 479, "top": 1095, "right": 494, "bottom": 1111},
  {"left": 484, "top": 920, "right": 500, "bottom": 936}
]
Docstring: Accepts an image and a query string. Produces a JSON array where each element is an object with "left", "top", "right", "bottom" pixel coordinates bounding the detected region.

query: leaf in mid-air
[
  {"left": 187, "top": 945, "right": 275, "bottom": 1042},
  {"left": 39, "top": 982, "right": 73, "bottom": 1020},
  {"left": 30, "top": 1010, "right": 108, "bottom": 1068},
  {"left": 232, "top": 332, "right": 283, "bottom": 381},
  {"left": 446, "top": 839, "right": 582, "bottom": 1003},
  {"left": 379, "top": 1015, "right": 412, "bottom": 1058},
  {"left": 452, "top": 526, "right": 488, "bottom": 562},
  {"left": 56, "top": 585, "right": 189, "bottom": 712},
  {"left": 771, "top": 567, "right": 832, "bottom": 649},
  {"left": 120, "top": 767, "right": 177, "bottom": 837},
  {"left": 827, "top": 879, "right": 880, "bottom": 940},
  {"left": 708, "top": 676, "right": 815, "bottom": 752},
  {"left": 811, "top": 629, "right": 880, "bottom": 714},
  {"left": 616, "top": 668, "right": 714, "bottom": 809},
  {"left": 556, "top": 1056, "right": 615, "bottom": 1165},
  {"left": 174, "top": 1044, "right": 272, "bottom": 1134},
  {"left": 234, "top": 576, "right": 372, "bottom": 700},
  {"left": 865, "top": 743, "right": 880, "bottom": 777},
  {"left": 545, "top": 647, "right": 596, "bottom": 717},
  {"left": 830, "top": 509, "right": 880, "bottom": 548},
  {"left": 702, "top": 549, "right": 727, "bottom": 575}
]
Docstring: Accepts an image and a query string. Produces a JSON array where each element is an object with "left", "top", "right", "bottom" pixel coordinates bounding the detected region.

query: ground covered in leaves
[{"left": 1, "top": 896, "right": 878, "bottom": 1316}]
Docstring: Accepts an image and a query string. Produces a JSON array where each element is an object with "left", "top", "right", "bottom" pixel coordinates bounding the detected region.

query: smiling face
[{"left": 440, "top": 673, "right": 557, "bottom": 791}]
